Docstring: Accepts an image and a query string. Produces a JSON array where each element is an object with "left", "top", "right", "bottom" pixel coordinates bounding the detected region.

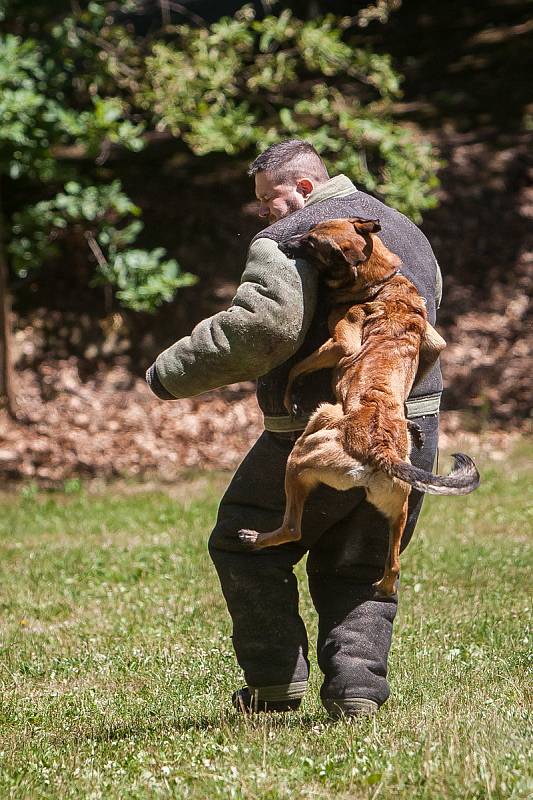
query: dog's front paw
[
  {"left": 283, "top": 391, "right": 293, "bottom": 415},
  {"left": 238, "top": 529, "right": 261, "bottom": 548},
  {"left": 407, "top": 421, "right": 425, "bottom": 449}
]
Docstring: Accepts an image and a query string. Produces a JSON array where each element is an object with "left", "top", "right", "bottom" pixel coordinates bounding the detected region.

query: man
[{"left": 146, "top": 140, "right": 442, "bottom": 718}]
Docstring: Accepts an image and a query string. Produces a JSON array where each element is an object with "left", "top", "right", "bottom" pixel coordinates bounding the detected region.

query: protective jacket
[{"left": 146, "top": 175, "right": 442, "bottom": 429}]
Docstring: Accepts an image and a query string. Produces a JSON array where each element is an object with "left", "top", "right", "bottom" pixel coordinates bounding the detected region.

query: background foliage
[
  {"left": 0, "top": 13, "right": 194, "bottom": 314},
  {"left": 141, "top": 6, "right": 438, "bottom": 218},
  {"left": 1, "top": 0, "right": 437, "bottom": 313}
]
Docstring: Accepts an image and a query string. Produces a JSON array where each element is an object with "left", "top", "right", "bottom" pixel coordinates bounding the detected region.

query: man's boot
[{"left": 232, "top": 687, "right": 302, "bottom": 713}]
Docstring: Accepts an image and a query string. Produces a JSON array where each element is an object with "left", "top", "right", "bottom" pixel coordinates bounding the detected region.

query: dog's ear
[
  {"left": 347, "top": 218, "right": 381, "bottom": 235},
  {"left": 341, "top": 238, "right": 370, "bottom": 268}
]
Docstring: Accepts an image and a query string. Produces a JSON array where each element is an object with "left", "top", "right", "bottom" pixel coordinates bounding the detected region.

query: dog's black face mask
[
  {"left": 279, "top": 229, "right": 367, "bottom": 280},
  {"left": 279, "top": 218, "right": 380, "bottom": 263},
  {"left": 278, "top": 234, "right": 308, "bottom": 259}
]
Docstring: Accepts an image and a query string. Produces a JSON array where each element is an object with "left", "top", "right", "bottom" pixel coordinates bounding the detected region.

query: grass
[{"left": 0, "top": 444, "right": 531, "bottom": 799}]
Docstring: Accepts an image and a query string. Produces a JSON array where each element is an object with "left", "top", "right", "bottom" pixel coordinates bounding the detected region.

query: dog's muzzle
[{"left": 279, "top": 233, "right": 306, "bottom": 258}]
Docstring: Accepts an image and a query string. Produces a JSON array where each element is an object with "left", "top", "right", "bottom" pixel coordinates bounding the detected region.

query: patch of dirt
[
  {"left": 0, "top": 355, "right": 527, "bottom": 485},
  {"left": 0, "top": 361, "right": 262, "bottom": 483}
]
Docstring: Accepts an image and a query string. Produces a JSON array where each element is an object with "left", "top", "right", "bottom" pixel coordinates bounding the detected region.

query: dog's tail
[{"left": 380, "top": 452, "right": 480, "bottom": 495}]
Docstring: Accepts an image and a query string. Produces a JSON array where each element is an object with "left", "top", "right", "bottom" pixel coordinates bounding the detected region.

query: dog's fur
[{"left": 239, "top": 218, "right": 479, "bottom": 596}]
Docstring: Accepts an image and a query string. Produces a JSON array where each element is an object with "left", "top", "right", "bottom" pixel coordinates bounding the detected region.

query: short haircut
[{"left": 248, "top": 139, "right": 329, "bottom": 184}]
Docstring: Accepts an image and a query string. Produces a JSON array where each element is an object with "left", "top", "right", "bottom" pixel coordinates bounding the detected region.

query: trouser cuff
[
  {"left": 249, "top": 681, "right": 308, "bottom": 702},
  {"left": 323, "top": 697, "right": 379, "bottom": 719}
]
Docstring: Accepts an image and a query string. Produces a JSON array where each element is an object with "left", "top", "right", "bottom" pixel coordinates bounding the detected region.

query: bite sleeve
[{"left": 147, "top": 238, "right": 317, "bottom": 400}]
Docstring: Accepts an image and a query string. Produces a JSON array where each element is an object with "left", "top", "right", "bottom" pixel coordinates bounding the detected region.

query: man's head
[{"left": 248, "top": 140, "right": 329, "bottom": 224}]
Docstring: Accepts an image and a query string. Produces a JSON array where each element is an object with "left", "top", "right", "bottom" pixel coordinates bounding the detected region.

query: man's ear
[
  {"left": 296, "top": 178, "right": 314, "bottom": 198},
  {"left": 348, "top": 218, "right": 381, "bottom": 234}
]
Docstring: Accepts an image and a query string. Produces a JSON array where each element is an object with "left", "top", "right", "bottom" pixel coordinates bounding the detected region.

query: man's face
[{"left": 254, "top": 171, "right": 313, "bottom": 224}]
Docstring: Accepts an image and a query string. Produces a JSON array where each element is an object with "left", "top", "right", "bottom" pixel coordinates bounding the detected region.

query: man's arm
[{"left": 146, "top": 237, "right": 318, "bottom": 400}]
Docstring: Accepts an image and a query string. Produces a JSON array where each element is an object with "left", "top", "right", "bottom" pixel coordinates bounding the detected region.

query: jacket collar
[{"left": 305, "top": 174, "right": 357, "bottom": 208}]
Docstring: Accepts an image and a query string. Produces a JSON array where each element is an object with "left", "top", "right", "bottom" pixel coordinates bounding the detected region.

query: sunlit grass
[{"left": 0, "top": 443, "right": 531, "bottom": 798}]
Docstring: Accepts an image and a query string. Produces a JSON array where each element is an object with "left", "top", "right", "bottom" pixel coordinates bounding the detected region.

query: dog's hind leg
[
  {"left": 367, "top": 477, "right": 410, "bottom": 597},
  {"left": 239, "top": 465, "right": 318, "bottom": 549},
  {"left": 239, "top": 415, "right": 358, "bottom": 550}
]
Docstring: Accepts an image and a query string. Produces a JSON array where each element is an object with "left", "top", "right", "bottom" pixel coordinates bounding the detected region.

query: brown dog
[{"left": 239, "top": 218, "right": 480, "bottom": 596}]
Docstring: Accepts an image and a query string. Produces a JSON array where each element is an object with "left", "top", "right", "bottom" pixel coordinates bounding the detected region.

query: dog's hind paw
[
  {"left": 372, "top": 578, "right": 397, "bottom": 598},
  {"left": 238, "top": 529, "right": 261, "bottom": 548}
]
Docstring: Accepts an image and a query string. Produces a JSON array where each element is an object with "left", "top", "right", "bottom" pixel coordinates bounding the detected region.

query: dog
[{"left": 239, "top": 218, "right": 480, "bottom": 596}]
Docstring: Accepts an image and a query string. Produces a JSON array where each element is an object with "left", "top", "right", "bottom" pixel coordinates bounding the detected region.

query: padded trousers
[{"left": 208, "top": 414, "right": 439, "bottom": 710}]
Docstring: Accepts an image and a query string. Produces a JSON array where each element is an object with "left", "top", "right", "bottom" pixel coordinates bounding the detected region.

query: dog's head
[{"left": 279, "top": 218, "right": 387, "bottom": 290}]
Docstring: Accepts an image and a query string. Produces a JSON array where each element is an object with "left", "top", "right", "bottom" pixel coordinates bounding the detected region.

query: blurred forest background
[{"left": 0, "top": 0, "right": 531, "bottom": 483}]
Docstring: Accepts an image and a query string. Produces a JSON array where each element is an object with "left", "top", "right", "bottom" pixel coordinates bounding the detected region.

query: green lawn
[{"left": 0, "top": 444, "right": 531, "bottom": 799}]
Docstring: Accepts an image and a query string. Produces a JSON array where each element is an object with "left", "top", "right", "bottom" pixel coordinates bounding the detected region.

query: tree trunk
[{"left": 0, "top": 186, "right": 16, "bottom": 417}]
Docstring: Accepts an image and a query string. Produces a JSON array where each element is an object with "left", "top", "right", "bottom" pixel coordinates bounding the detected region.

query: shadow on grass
[{"left": 69, "top": 709, "right": 371, "bottom": 745}]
